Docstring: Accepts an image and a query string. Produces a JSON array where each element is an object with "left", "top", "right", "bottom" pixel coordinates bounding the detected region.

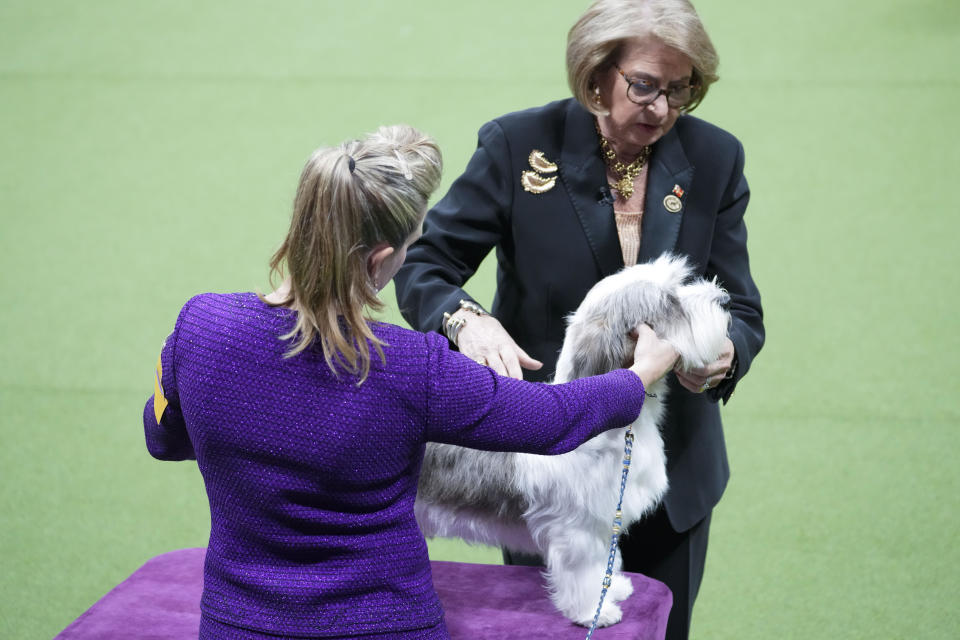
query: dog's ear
[
  {"left": 564, "top": 315, "right": 626, "bottom": 380},
  {"left": 563, "top": 282, "right": 682, "bottom": 380}
]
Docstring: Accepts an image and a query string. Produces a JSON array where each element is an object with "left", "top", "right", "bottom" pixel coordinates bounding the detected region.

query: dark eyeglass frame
[{"left": 613, "top": 64, "right": 700, "bottom": 110}]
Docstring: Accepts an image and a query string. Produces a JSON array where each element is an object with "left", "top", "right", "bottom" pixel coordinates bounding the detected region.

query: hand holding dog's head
[
  {"left": 555, "top": 254, "right": 731, "bottom": 382},
  {"left": 628, "top": 324, "right": 680, "bottom": 388}
]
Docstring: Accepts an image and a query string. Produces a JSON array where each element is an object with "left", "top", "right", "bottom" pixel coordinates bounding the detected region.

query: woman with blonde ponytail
[
  {"left": 143, "top": 124, "right": 677, "bottom": 639},
  {"left": 264, "top": 125, "right": 444, "bottom": 383}
]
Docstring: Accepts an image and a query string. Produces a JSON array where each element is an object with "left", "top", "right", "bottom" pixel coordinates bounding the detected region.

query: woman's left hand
[{"left": 674, "top": 337, "right": 735, "bottom": 393}]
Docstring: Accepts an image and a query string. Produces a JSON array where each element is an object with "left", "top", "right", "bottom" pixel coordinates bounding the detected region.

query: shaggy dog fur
[{"left": 415, "top": 254, "right": 731, "bottom": 626}]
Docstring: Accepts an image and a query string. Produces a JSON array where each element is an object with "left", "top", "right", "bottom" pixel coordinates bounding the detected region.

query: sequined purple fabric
[{"left": 143, "top": 293, "right": 645, "bottom": 638}]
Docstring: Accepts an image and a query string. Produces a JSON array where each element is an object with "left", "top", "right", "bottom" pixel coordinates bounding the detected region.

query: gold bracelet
[
  {"left": 442, "top": 312, "right": 467, "bottom": 345},
  {"left": 458, "top": 299, "right": 488, "bottom": 316},
  {"left": 442, "top": 300, "right": 488, "bottom": 346}
]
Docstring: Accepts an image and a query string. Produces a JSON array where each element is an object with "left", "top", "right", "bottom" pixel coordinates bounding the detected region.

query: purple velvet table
[{"left": 55, "top": 548, "right": 671, "bottom": 639}]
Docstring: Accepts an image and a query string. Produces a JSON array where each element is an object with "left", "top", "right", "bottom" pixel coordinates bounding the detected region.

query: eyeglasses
[{"left": 614, "top": 64, "right": 699, "bottom": 109}]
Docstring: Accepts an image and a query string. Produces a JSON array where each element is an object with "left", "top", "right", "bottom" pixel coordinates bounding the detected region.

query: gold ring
[
  {"left": 699, "top": 380, "right": 711, "bottom": 392},
  {"left": 473, "top": 356, "right": 487, "bottom": 366}
]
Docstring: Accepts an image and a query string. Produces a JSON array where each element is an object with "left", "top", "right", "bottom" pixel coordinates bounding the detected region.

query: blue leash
[{"left": 584, "top": 425, "right": 634, "bottom": 639}]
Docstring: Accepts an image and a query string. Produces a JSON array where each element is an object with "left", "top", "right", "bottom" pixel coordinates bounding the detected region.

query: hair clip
[
  {"left": 394, "top": 149, "right": 413, "bottom": 180},
  {"left": 348, "top": 156, "right": 356, "bottom": 173}
]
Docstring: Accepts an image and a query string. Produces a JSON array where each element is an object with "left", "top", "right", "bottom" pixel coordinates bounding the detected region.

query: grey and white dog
[{"left": 415, "top": 254, "right": 731, "bottom": 626}]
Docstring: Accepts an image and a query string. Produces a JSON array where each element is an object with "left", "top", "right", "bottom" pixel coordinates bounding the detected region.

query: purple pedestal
[{"left": 55, "top": 548, "right": 671, "bottom": 639}]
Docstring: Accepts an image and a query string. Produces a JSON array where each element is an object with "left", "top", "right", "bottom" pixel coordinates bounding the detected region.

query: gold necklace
[{"left": 595, "top": 122, "right": 650, "bottom": 200}]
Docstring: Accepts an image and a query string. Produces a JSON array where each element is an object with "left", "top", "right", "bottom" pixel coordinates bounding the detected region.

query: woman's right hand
[
  {"left": 629, "top": 324, "right": 679, "bottom": 389},
  {"left": 453, "top": 310, "right": 543, "bottom": 379}
]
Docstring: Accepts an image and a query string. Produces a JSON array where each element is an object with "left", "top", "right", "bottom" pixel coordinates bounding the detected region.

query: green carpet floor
[{"left": 2, "top": 1, "right": 958, "bottom": 638}]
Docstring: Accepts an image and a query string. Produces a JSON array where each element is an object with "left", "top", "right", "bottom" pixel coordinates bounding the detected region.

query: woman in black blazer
[{"left": 395, "top": 1, "right": 764, "bottom": 638}]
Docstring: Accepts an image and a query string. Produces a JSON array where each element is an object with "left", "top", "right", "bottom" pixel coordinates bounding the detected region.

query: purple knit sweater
[{"left": 144, "top": 293, "right": 645, "bottom": 638}]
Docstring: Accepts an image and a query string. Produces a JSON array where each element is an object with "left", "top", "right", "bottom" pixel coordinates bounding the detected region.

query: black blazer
[{"left": 395, "top": 98, "right": 764, "bottom": 532}]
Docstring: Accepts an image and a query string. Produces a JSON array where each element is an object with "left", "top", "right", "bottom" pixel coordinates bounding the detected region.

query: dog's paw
[
  {"left": 608, "top": 573, "right": 634, "bottom": 603},
  {"left": 575, "top": 601, "right": 623, "bottom": 628}
]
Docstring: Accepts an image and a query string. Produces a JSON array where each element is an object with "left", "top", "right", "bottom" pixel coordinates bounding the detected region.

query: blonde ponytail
[{"left": 265, "top": 125, "right": 442, "bottom": 383}]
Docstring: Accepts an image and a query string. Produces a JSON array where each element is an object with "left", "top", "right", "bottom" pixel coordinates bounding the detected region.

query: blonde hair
[
  {"left": 265, "top": 125, "right": 442, "bottom": 383},
  {"left": 567, "top": 0, "right": 719, "bottom": 115}
]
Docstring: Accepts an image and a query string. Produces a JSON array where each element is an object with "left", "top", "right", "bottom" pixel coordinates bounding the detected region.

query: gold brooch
[
  {"left": 529, "top": 150, "right": 557, "bottom": 174},
  {"left": 521, "top": 149, "right": 557, "bottom": 194}
]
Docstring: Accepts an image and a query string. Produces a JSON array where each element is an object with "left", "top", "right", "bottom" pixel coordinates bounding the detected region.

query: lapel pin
[
  {"left": 663, "top": 194, "right": 682, "bottom": 213},
  {"left": 663, "top": 184, "right": 684, "bottom": 213}
]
